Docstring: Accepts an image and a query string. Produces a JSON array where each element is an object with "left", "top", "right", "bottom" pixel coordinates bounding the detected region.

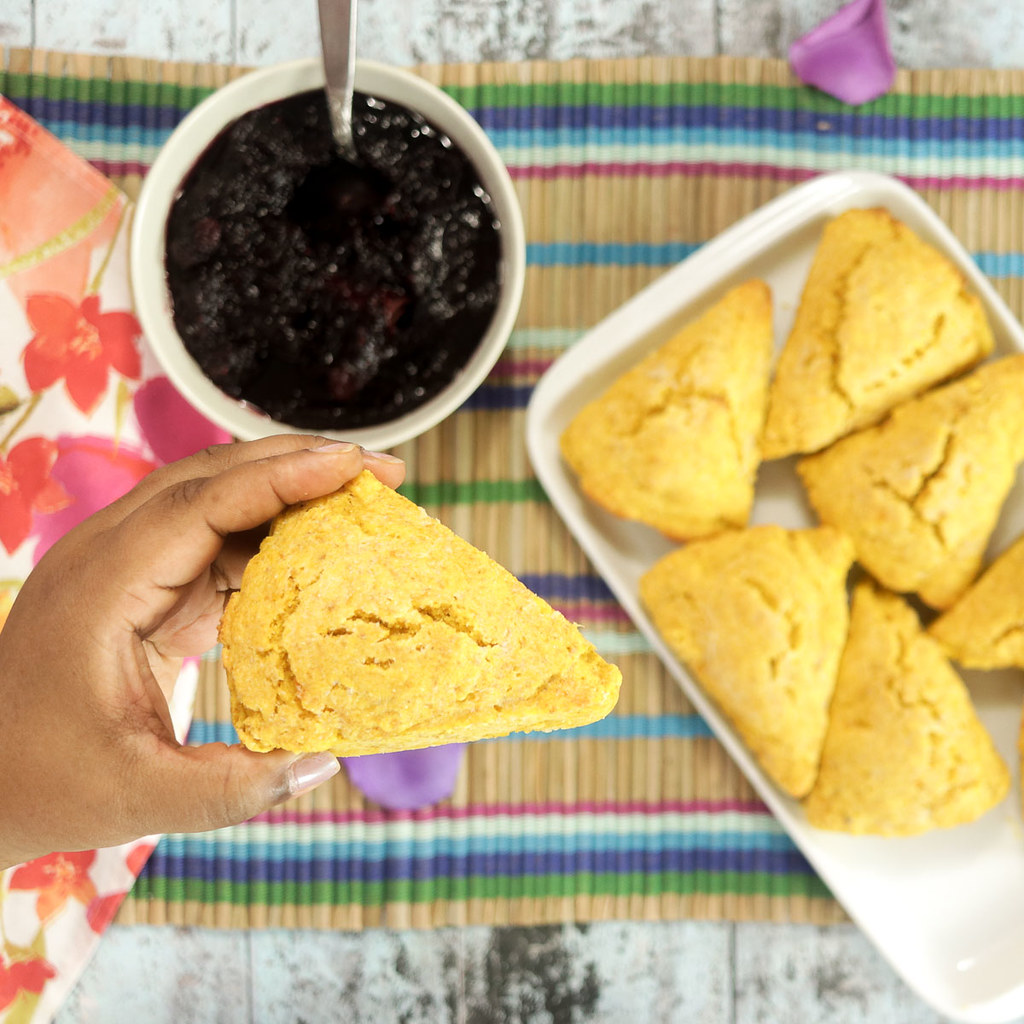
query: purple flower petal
[
  {"left": 789, "top": 0, "right": 896, "bottom": 106},
  {"left": 343, "top": 744, "right": 466, "bottom": 810},
  {"left": 134, "top": 375, "right": 232, "bottom": 466}
]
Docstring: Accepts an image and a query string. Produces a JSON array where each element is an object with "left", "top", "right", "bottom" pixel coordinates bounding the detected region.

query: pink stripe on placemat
[{"left": 255, "top": 799, "right": 773, "bottom": 826}]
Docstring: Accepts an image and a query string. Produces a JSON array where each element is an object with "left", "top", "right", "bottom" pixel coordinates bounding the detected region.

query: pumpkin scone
[
  {"left": 929, "top": 533, "right": 1024, "bottom": 668},
  {"left": 560, "top": 279, "right": 773, "bottom": 540},
  {"left": 804, "top": 583, "right": 1009, "bottom": 836},
  {"left": 219, "top": 471, "right": 622, "bottom": 755},
  {"left": 798, "top": 355, "right": 1024, "bottom": 610},
  {"left": 762, "top": 207, "right": 993, "bottom": 459},
  {"left": 639, "top": 524, "right": 855, "bottom": 797}
]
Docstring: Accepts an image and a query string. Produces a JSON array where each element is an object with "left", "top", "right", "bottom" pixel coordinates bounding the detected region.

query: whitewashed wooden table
[{"left": 5, "top": 1, "right": 1024, "bottom": 1021}]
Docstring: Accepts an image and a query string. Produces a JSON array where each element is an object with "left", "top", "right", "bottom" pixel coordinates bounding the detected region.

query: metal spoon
[
  {"left": 318, "top": 0, "right": 359, "bottom": 163},
  {"left": 296, "top": 0, "right": 390, "bottom": 236}
]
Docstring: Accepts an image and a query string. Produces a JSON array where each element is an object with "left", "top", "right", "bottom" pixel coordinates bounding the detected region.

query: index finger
[{"left": 91, "top": 434, "right": 334, "bottom": 529}]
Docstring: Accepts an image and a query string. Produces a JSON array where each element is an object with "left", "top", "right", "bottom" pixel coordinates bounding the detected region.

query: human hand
[{"left": 0, "top": 435, "right": 405, "bottom": 869}]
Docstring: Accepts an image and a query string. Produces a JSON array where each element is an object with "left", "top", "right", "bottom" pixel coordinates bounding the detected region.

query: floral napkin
[
  {"left": 0, "top": 97, "right": 228, "bottom": 1023},
  {"left": 0, "top": 91, "right": 472, "bottom": 1021}
]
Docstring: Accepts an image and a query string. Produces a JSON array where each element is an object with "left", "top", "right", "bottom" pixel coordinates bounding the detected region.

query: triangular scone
[
  {"left": 762, "top": 208, "right": 993, "bottom": 459},
  {"left": 929, "top": 533, "right": 1024, "bottom": 668},
  {"left": 639, "top": 525, "right": 855, "bottom": 797},
  {"left": 798, "top": 355, "right": 1024, "bottom": 610},
  {"left": 804, "top": 583, "right": 1009, "bottom": 836},
  {"left": 219, "top": 471, "right": 622, "bottom": 755},
  {"left": 560, "top": 280, "right": 773, "bottom": 540}
]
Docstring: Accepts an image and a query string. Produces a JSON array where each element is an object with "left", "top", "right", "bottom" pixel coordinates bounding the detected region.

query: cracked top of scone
[
  {"left": 803, "top": 583, "right": 1009, "bottom": 836},
  {"left": 798, "top": 355, "right": 1024, "bottom": 610},
  {"left": 559, "top": 279, "right": 773, "bottom": 541},
  {"left": 929, "top": 532, "right": 1024, "bottom": 669},
  {"left": 761, "top": 207, "right": 994, "bottom": 460},
  {"left": 639, "top": 524, "right": 855, "bottom": 797},
  {"left": 218, "top": 471, "right": 622, "bottom": 755}
]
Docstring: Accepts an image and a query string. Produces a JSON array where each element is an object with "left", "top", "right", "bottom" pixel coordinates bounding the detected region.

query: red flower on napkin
[
  {"left": 8, "top": 851, "right": 98, "bottom": 924},
  {"left": 0, "top": 956, "right": 56, "bottom": 1012},
  {"left": 0, "top": 437, "right": 70, "bottom": 554},
  {"left": 22, "top": 294, "right": 141, "bottom": 414},
  {"left": 85, "top": 893, "right": 123, "bottom": 934}
]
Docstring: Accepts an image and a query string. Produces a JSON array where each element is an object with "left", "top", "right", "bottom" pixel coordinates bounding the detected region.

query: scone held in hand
[
  {"left": 219, "top": 471, "right": 622, "bottom": 755},
  {"left": 762, "top": 207, "right": 993, "bottom": 459},
  {"left": 804, "top": 583, "right": 1009, "bottom": 836},
  {"left": 639, "top": 524, "right": 855, "bottom": 797},
  {"left": 560, "top": 280, "right": 773, "bottom": 540}
]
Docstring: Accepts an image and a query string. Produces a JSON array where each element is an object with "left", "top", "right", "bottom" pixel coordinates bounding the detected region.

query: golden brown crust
[
  {"left": 559, "top": 279, "right": 773, "bottom": 540},
  {"left": 803, "top": 583, "right": 1009, "bottom": 836},
  {"left": 762, "top": 208, "right": 994, "bottom": 459},
  {"left": 929, "top": 532, "right": 1024, "bottom": 668},
  {"left": 219, "top": 471, "right": 622, "bottom": 755},
  {"left": 639, "top": 524, "right": 855, "bottom": 797},
  {"left": 798, "top": 355, "right": 1024, "bottom": 610}
]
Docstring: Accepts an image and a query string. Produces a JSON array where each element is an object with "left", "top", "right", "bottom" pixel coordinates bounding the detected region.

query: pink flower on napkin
[
  {"left": 789, "top": 0, "right": 896, "bottom": 105},
  {"left": 133, "top": 376, "right": 231, "bottom": 464},
  {"left": 31, "top": 435, "right": 156, "bottom": 563},
  {"left": 0, "top": 438, "right": 70, "bottom": 554},
  {"left": 0, "top": 956, "right": 56, "bottom": 1013},
  {"left": 23, "top": 293, "right": 141, "bottom": 414},
  {"left": 8, "top": 851, "right": 98, "bottom": 924}
]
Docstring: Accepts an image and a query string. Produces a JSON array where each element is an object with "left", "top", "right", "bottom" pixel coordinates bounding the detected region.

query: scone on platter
[
  {"left": 762, "top": 207, "right": 993, "bottom": 459},
  {"left": 929, "top": 532, "right": 1024, "bottom": 668},
  {"left": 798, "top": 355, "right": 1024, "bottom": 610},
  {"left": 804, "top": 583, "right": 1009, "bottom": 836},
  {"left": 639, "top": 524, "right": 855, "bottom": 798},
  {"left": 560, "top": 279, "right": 773, "bottom": 540},
  {"left": 219, "top": 471, "right": 622, "bottom": 756}
]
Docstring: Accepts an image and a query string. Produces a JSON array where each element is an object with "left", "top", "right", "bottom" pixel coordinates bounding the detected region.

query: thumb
[{"left": 132, "top": 743, "right": 341, "bottom": 835}]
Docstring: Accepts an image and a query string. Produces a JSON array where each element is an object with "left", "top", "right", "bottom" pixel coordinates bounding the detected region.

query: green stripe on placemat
[
  {"left": 132, "top": 871, "right": 831, "bottom": 906},
  {"left": 0, "top": 70, "right": 217, "bottom": 110},
  {"left": 398, "top": 479, "right": 550, "bottom": 506}
]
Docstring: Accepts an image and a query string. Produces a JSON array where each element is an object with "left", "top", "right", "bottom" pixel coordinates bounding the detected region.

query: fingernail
[
  {"left": 362, "top": 449, "right": 404, "bottom": 464},
  {"left": 311, "top": 441, "right": 359, "bottom": 453},
  {"left": 284, "top": 752, "right": 341, "bottom": 797}
]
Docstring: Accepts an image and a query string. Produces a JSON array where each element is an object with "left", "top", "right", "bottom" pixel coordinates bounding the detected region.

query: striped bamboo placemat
[{"left": 4, "top": 48, "right": 1023, "bottom": 930}]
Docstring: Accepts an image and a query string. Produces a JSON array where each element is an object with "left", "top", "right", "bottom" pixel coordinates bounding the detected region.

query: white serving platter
[{"left": 526, "top": 170, "right": 1024, "bottom": 1024}]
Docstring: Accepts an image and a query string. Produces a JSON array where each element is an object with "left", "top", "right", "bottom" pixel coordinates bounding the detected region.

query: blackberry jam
[{"left": 164, "top": 89, "right": 502, "bottom": 429}]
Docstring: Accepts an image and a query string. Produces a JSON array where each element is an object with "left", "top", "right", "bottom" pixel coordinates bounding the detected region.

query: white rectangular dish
[{"left": 526, "top": 170, "right": 1024, "bottom": 1024}]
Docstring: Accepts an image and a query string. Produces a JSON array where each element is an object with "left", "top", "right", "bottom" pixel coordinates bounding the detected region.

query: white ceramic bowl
[{"left": 131, "top": 58, "right": 526, "bottom": 448}]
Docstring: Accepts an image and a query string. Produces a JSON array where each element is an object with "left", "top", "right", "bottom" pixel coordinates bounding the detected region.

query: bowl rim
[{"left": 130, "top": 57, "right": 526, "bottom": 448}]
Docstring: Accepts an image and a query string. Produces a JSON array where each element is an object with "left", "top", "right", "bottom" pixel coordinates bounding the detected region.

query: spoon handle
[{"left": 318, "top": 0, "right": 359, "bottom": 160}]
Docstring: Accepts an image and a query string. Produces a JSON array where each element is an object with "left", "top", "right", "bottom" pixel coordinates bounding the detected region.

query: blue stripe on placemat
[
  {"left": 186, "top": 713, "right": 716, "bottom": 748},
  {"left": 157, "top": 828, "right": 798, "bottom": 864},
  {"left": 22, "top": 98, "right": 1024, "bottom": 144},
  {"left": 150, "top": 839, "right": 810, "bottom": 883}
]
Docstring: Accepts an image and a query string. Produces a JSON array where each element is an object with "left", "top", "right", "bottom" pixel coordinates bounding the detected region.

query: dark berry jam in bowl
[{"left": 131, "top": 59, "right": 525, "bottom": 447}]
